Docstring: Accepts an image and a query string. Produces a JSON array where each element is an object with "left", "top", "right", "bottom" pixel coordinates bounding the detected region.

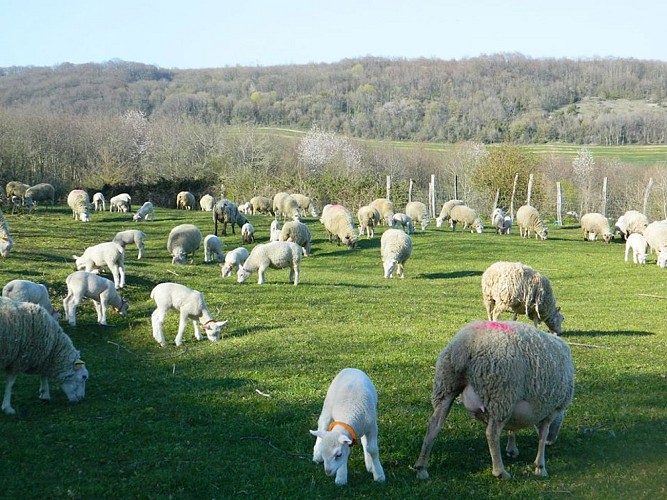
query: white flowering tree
[{"left": 297, "top": 126, "right": 361, "bottom": 176}]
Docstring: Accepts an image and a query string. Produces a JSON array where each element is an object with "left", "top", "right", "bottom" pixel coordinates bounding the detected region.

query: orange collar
[
  {"left": 201, "top": 319, "right": 217, "bottom": 327},
  {"left": 328, "top": 421, "right": 358, "bottom": 446}
]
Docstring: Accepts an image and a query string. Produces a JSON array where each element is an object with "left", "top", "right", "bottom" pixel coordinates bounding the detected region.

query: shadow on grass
[
  {"left": 227, "top": 324, "right": 279, "bottom": 338},
  {"left": 564, "top": 329, "right": 654, "bottom": 337},
  {"left": 417, "top": 270, "right": 483, "bottom": 280}
]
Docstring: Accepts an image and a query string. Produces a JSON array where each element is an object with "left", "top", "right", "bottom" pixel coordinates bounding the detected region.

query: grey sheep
[
  {"left": 113, "top": 229, "right": 146, "bottom": 259},
  {"left": 167, "top": 224, "right": 202, "bottom": 265},
  {"left": 279, "top": 220, "right": 311, "bottom": 256},
  {"left": 381, "top": 228, "right": 412, "bottom": 278},
  {"left": 24, "top": 183, "right": 55, "bottom": 210},
  {"left": 2, "top": 279, "right": 60, "bottom": 321},
  {"left": 237, "top": 241, "right": 302, "bottom": 285},
  {"left": 213, "top": 199, "right": 244, "bottom": 236},
  {"left": 580, "top": 212, "right": 612, "bottom": 243},
  {"left": 516, "top": 205, "right": 548, "bottom": 240},
  {"left": 320, "top": 204, "right": 357, "bottom": 249}
]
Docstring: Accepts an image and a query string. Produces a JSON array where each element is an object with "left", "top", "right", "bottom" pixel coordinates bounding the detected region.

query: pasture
[{"left": 0, "top": 204, "right": 665, "bottom": 499}]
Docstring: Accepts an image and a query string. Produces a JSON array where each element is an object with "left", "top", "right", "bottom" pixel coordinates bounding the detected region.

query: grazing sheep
[
  {"left": 63, "top": 271, "right": 129, "bottom": 326},
  {"left": 132, "top": 201, "right": 155, "bottom": 222},
  {"left": 492, "top": 208, "right": 511, "bottom": 235},
  {"left": 279, "top": 220, "right": 312, "bottom": 256},
  {"left": 150, "top": 282, "right": 227, "bottom": 347},
  {"left": 92, "top": 192, "right": 106, "bottom": 211},
  {"left": 414, "top": 320, "right": 574, "bottom": 480},
  {"left": 369, "top": 198, "right": 395, "bottom": 226},
  {"left": 405, "top": 201, "right": 430, "bottom": 231},
  {"left": 199, "top": 194, "right": 216, "bottom": 211},
  {"left": 204, "top": 234, "right": 224, "bottom": 263},
  {"left": 167, "top": 224, "right": 202, "bottom": 265},
  {"left": 213, "top": 199, "right": 243, "bottom": 236},
  {"left": 625, "top": 233, "right": 648, "bottom": 264},
  {"left": 516, "top": 205, "right": 548, "bottom": 240},
  {"left": 249, "top": 196, "right": 273, "bottom": 215},
  {"left": 481, "top": 261, "right": 563, "bottom": 334},
  {"left": 613, "top": 214, "right": 628, "bottom": 239},
  {"left": 2, "top": 279, "right": 60, "bottom": 320},
  {"left": 5, "top": 181, "right": 30, "bottom": 201},
  {"left": 0, "top": 297, "right": 89, "bottom": 415},
  {"left": 269, "top": 218, "right": 282, "bottom": 242},
  {"left": 113, "top": 229, "right": 146, "bottom": 260},
  {"left": 176, "top": 191, "right": 196, "bottom": 210},
  {"left": 357, "top": 205, "right": 380, "bottom": 239},
  {"left": 381, "top": 228, "right": 412, "bottom": 278},
  {"left": 67, "top": 189, "right": 91, "bottom": 222},
  {"left": 320, "top": 204, "right": 357, "bottom": 249},
  {"left": 641, "top": 220, "right": 667, "bottom": 259},
  {"left": 241, "top": 222, "right": 255, "bottom": 244},
  {"left": 24, "top": 183, "right": 56, "bottom": 210},
  {"left": 580, "top": 213, "right": 612, "bottom": 243},
  {"left": 109, "top": 193, "right": 132, "bottom": 212},
  {"left": 392, "top": 212, "right": 415, "bottom": 234},
  {"left": 436, "top": 199, "right": 465, "bottom": 227},
  {"left": 73, "top": 241, "right": 126, "bottom": 289},
  {"left": 273, "top": 192, "right": 302, "bottom": 220},
  {"left": 292, "top": 193, "right": 319, "bottom": 217},
  {"left": 310, "top": 368, "right": 385, "bottom": 486},
  {"left": 450, "top": 205, "right": 484, "bottom": 233},
  {"left": 221, "top": 247, "right": 250, "bottom": 277},
  {"left": 622, "top": 209, "right": 649, "bottom": 236},
  {"left": 0, "top": 208, "right": 13, "bottom": 257},
  {"left": 237, "top": 241, "right": 302, "bottom": 285}
]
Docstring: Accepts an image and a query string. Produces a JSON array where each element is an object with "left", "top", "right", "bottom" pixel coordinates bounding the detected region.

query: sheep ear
[
  {"left": 215, "top": 320, "right": 228, "bottom": 327},
  {"left": 338, "top": 435, "right": 353, "bottom": 445},
  {"left": 310, "top": 429, "right": 326, "bottom": 438},
  {"left": 72, "top": 254, "right": 79, "bottom": 260},
  {"left": 74, "top": 359, "right": 85, "bottom": 368}
]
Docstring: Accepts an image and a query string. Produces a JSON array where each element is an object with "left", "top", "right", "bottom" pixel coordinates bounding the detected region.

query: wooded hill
[{"left": 2, "top": 54, "right": 667, "bottom": 145}]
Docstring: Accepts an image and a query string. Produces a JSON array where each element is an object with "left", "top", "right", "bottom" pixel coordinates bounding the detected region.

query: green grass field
[{"left": 0, "top": 205, "right": 666, "bottom": 499}]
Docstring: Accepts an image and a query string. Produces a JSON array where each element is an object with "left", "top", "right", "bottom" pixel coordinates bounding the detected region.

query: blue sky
[{"left": 2, "top": 0, "right": 665, "bottom": 68}]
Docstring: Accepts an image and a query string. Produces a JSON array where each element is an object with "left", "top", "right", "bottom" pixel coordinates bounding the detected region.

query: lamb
[
  {"left": 622, "top": 209, "right": 649, "bottom": 236},
  {"left": 2, "top": 279, "right": 60, "bottom": 320},
  {"left": 272, "top": 192, "right": 302, "bottom": 220},
  {"left": 238, "top": 201, "right": 252, "bottom": 215},
  {"left": 221, "top": 247, "right": 250, "bottom": 277},
  {"left": 381, "top": 228, "right": 413, "bottom": 278},
  {"left": 150, "top": 282, "right": 227, "bottom": 347},
  {"left": 481, "top": 261, "right": 564, "bottom": 334},
  {"left": 580, "top": 212, "right": 612, "bottom": 243},
  {"left": 369, "top": 198, "right": 395, "bottom": 226},
  {"left": 113, "top": 229, "right": 146, "bottom": 260},
  {"left": 279, "top": 220, "right": 312, "bottom": 256},
  {"left": 63, "top": 271, "right": 129, "bottom": 326},
  {"left": 449, "top": 205, "right": 484, "bottom": 233},
  {"left": 292, "top": 193, "right": 319, "bottom": 217},
  {"left": 405, "top": 201, "right": 430, "bottom": 231},
  {"left": 249, "top": 196, "right": 273, "bottom": 215},
  {"left": 176, "top": 191, "right": 196, "bottom": 210},
  {"left": 132, "top": 201, "right": 155, "bottom": 222},
  {"left": 414, "top": 320, "right": 574, "bottom": 480},
  {"left": 492, "top": 208, "right": 511, "bottom": 235},
  {"left": 204, "top": 234, "right": 224, "bottom": 263},
  {"left": 199, "top": 194, "right": 216, "bottom": 211},
  {"left": 237, "top": 241, "right": 302, "bottom": 285},
  {"left": 213, "top": 199, "right": 243, "bottom": 236},
  {"left": 310, "top": 368, "right": 385, "bottom": 486},
  {"left": 320, "top": 204, "right": 357, "bottom": 249},
  {"left": 357, "top": 205, "right": 380, "bottom": 239},
  {"left": 269, "top": 218, "right": 282, "bottom": 242},
  {"left": 67, "top": 189, "right": 91, "bottom": 222},
  {"left": 624, "top": 233, "right": 648, "bottom": 264},
  {"left": 73, "top": 241, "right": 126, "bottom": 289},
  {"left": 392, "top": 212, "right": 415, "bottom": 234},
  {"left": 1, "top": 297, "right": 89, "bottom": 415},
  {"left": 241, "top": 222, "right": 255, "bottom": 244},
  {"left": 109, "top": 193, "right": 132, "bottom": 212},
  {"left": 436, "top": 199, "right": 464, "bottom": 227},
  {"left": 24, "top": 183, "right": 55, "bottom": 210},
  {"left": 92, "top": 192, "right": 106, "bottom": 211},
  {"left": 167, "top": 223, "right": 202, "bottom": 265},
  {"left": 0, "top": 208, "right": 13, "bottom": 257},
  {"left": 641, "top": 220, "right": 667, "bottom": 261},
  {"left": 516, "top": 204, "right": 548, "bottom": 240}
]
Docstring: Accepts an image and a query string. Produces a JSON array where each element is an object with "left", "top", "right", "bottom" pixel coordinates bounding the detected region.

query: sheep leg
[
  {"left": 484, "top": 299, "right": 495, "bottom": 320},
  {"left": 192, "top": 319, "right": 203, "bottom": 341},
  {"left": 39, "top": 376, "right": 51, "bottom": 401},
  {"left": 486, "top": 420, "right": 511, "bottom": 479},
  {"left": 292, "top": 264, "right": 299, "bottom": 286},
  {"left": 175, "top": 311, "right": 190, "bottom": 346},
  {"left": 505, "top": 431, "right": 519, "bottom": 458},
  {"left": 533, "top": 417, "right": 552, "bottom": 476},
  {"left": 2, "top": 373, "right": 17, "bottom": 414},
  {"left": 63, "top": 292, "right": 80, "bottom": 327},
  {"left": 137, "top": 242, "right": 144, "bottom": 260},
  {"left": 93, "top": 299, "right": 107, "bottom": 325},
  {"left": 361, "top": 428, "right": 385, "bottom": 482},
  {"left": 414, "top": 393, "right": 457, "bottom": 480},
  {"left": 257, "top": 265, "right": 267, "bottom": 285},
  {"left": 151, "top": 307, "right": 168, "bottom": 347},
  {"left": 397, "top": 263, "right": 405, "bottom": 279}
]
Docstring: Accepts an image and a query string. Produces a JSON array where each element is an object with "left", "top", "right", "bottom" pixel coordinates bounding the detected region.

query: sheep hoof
[
  {"left": 494, "top": 470, "right": 512, "bottom": 480},
  {"left": 415, "top": 467, "right": 430, "bottom": 480}
]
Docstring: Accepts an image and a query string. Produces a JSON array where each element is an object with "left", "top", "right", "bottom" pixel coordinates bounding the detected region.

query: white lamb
[
  {"left": 204, "top": 234, "right": 224, "bottom": 263},
  {"left": 241, "top": 222, "right": 255, "bottom": 244},
  {"left": 73, "top": 241, "right": 126, "bottom": 289},
  {"left": 1, "top": 296, "right": 89, "bottom": 415},
  {"left": 436, "top": 199, "right": 465, "bottom": 227},
  {"left": 63, "top": 271, "right": 129, "bottom": 326},
  {"left": 310, "top": 368, "right": 385, "bottom": 486},
  {"left": 238, "top": 201, "right": 252, "bottom": 215},
  {"left": 381, "top": 228, "right": 413, "bottom": 279},
  {"left": 199, "top": 194, "right": 216, "bottom": 211},
  {"left": 405, "top": 201, "right": 430, "bottom": 231},
  {"left": 237, "top": 241, "right": 302, "bottom": 286},
  {"left": 279, "top": 220, "right": 312, "bottom": 256},
  {"left": 113, "top": 229, "right": 146, "bottom": 260},
  {"left": 150, "top": 282, "right": 227, "bottom": 347},
  {"left": 176, "top": 191, "right": 195, "bottom": 210},
  {"left": 0, "top": 208, "right": 13, "bottom": 257},
  {"left": 2, "top": 279, "right": 60, "bottom": 320},
  {"left": 449, "top": 205, "right": 484, "bottom": 233},
  {"left": 369, "top": 198, "right": 395, "bottom": 226},
  {"left": 269, "top": 219, "right": 282, "bottom": 242},
  {"left": 580, "top": 212, "right": 612, "bottom": 243},
  {"left": 109, "top": 193, "right": 132, "bottom": 212},
  {"left": 414, "top": 320, "right": 574, "bottom": 480},
  {"left": 67, "top": 189, "right": 91, "bottom": 222},
  {"left": 624, "top": 233, "right": 648, "bottom": 264},
  {"left": 516, "top": 204, "right": 548, "bottom": 240},
  {"left": 133, "top": 201, "right": 155, "bottom": 222},
  {"left": 392, "top": 212, "right": 415, "bottom": 234},
  {"left": 320, "top": 204, "right": 357, "bottom": 249},
  {"left": 357, "top": 205, "right": 380, "bottom": 239},
  {"left": 92, "top": 192, "right": 106, "bottom": 211},
  {"left": 167, "top": 224, "right": 202, "bottom": 265},
  {"left": 221, "top": 247, "right": 250, "bottom": 277},
  {"left": 492, "top": 208, "right": 511, "bottom": 235}
]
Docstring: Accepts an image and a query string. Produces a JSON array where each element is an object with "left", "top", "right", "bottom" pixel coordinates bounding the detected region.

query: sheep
[
  {"left": 2, "top": 279, "right": 60, "bottom": 321},
  {"left": 63, "top": 271, "right": 129, "bottom": 326},
  {"left": 238, "top": 201, "right": 252, "bottom": 215},
  {"left": 516, "top": 205, "right": 548, "bottom": 240},
  {"left": 0, "top": 296, "right": 89, "bottom": 415},
  {"left": 310, "top": 368, "right": 385, "bottom": 486},
  {"left": 24, "top": 183, "right": 55, "bottom": 210},
  {"left": 167, "top": 223, "right": 202, "bottom": 265},
  {"left": 641, "top": 220, "right": 667, "bottom": 260},
  {"left": 176, "top": 191, "right": 195, "bottom": 210},
  {"left": 269, "top": 218, "right": 282, "bottom": 242},
  {"left": 625, "top": 233, "right": 648, "bottom": 264},
  {"left": 0, "top": 208, "right": 13, "bottom": 257},
  {"left": 73, "top": 241, "right": 126, "bottom": 289},
  {"left": 67, "top": 189, "right": 91, "bottom": 222},
  {"left": 405, "top": 201, "right": 430, "bottom": 231},
  {"left": 279, "top": 220, "right": 312, "bottom": 256},
  {"left": 204, "top": 234, "right": 224, "bottom": 263},
  {"left": 150, "top": 282, "right": 227, "bottom": 347},
  {"left": 241, "top": 222, "right": 255, "bottom": 244},
  {"left": 436, "top": 199, "right": 464, "bottom": 227},
  {"left": 237, "top": 241, "right": 302, "bottom": 285},
  {"left": 580, "top": 212, "right": 612, "bottom": 243},
  {"left": 450, "top": 205, "right": 484, "bottom": 233},
  {"left": 481, "top": 261, "right": 564, "bottom": 334},
  {"left": 292, "top": 193, "right": 319, "bottom": 217},
  {"left": 10, "top": 195, "right": 23, "bottom": 215},
  {"left": 492, "top": 208, "right": 511, "bottom": 235},
  {"left": 199, "top": 193, "right": 216, "bottom": 211},
  {"left": 113, "top": 229, "right": 146, "bottom": 260},
  {"left": 92, "top": 192, "right": 106, "bottom": 211},
  {"left": 658, "top": 247, "right": 667, "bottom": 269},
  {"left": 622, "top": 209, "right": 649, "bottom": 236},
  {"left": 613, "top": 215, "right": 628, "bottom": 239},
  {"left": 320, "top": 204, "right": 357, "bottom": 249},
  {"left": 132, "top": 201, "right": 155, "bottom": 222},
  {"left": 249, "top": 196, "right": 273, "bottom": 215},
  {"left": 369, "top": 198, "right": 395, "bottom": 226},
  {"left": 273, "top": 192, "right": 302, "bottom": 220},
  {"left": 414, "top": 320, "right": 574, "bottom": 480},
  {"left": 5, "top": 181, "right": 30, "bottom": 201},
  {"left": 213, "top": 199, "right": 243, "bottom": 236},
  {"left": 109, "top": 193, "right": 132, "bottom": 212},
  {"left": 381, "top": 228, "right": 412, "bottom": 279},
  {"left": 357, "top": 205, "right": 380, "bottom": 239},
  {"left": 221, "top": 247, "right": 250, "bottom": 277},
  {"left": 392, "top": 212, "right": 415, "bottom": 234}
]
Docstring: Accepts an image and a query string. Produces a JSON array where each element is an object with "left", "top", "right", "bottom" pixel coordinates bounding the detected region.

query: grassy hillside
[{"left": 0, "top": 205, "right": 665, "bottom": 498}]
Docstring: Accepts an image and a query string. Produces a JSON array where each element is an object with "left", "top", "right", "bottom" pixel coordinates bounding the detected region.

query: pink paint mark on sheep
[{"left": 478, "top": 321, "right": 515, "bottom": 333}]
